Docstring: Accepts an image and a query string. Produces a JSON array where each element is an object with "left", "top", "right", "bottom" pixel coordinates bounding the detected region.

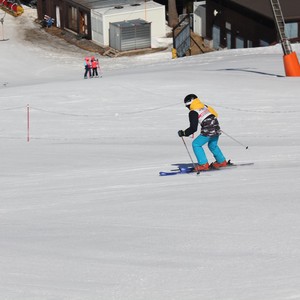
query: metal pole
[
  {"left": 221, "top": 130, "right": 248, "bottom": 149},
  {"left": 0, "top": 17, "right": 4, "bottom": 41},
  {"left": 0, "top": 12, "right": 9, "bottom": 41},
  {"left": 181, "top": 137, "right": 199, "bottom": 173}
]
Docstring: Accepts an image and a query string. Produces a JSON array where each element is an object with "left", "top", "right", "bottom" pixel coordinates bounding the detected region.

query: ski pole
[
  {"left": 181, "top": 137, "right": 199, "bottom": 174},
  {"left": 221, "top": 130, "right": 249, "bottom": 149}
]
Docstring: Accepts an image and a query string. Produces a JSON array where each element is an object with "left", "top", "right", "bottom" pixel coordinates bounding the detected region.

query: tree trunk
[{"left": 168, "top": 0, "right": 179, "bottom": 28}]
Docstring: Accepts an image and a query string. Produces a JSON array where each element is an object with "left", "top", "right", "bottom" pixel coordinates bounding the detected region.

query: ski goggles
[{"left": 185, "top": 100, "right": 193, "bottom": 106}]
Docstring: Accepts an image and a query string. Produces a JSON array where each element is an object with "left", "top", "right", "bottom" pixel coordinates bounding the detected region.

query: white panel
[
  {"left": 56, "top": 6, "right": 60, "bottom": 28},
  {"left": 193, "top": 1, "right": 206, "bottom": 37},
  {"left": 91, "top": 10, "right": 104, "bottom": 46}
]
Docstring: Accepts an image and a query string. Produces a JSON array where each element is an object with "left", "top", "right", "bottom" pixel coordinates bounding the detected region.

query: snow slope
[{"left": 1, "top": 7, "right": 300, "bottom": 300}]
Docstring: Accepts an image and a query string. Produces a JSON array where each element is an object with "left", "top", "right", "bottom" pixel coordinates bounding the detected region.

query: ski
[
  {"left": 159, "top": 167, "right": 194, "bottom": 176},
  {"left": 159, "top": 160, "right": 254, "bottom": 176}
]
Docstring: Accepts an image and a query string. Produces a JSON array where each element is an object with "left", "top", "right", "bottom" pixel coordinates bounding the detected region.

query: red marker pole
[{"left": 27, "top": 104, "right": 30, "bottom": 142}]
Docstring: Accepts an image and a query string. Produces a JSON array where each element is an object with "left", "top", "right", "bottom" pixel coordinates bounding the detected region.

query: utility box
[
  {"left": 109, "top": 19, "right": 151, "bottom": 51},
  {"left": 91, "top": 1, "right": 165, "bottom": 47}
]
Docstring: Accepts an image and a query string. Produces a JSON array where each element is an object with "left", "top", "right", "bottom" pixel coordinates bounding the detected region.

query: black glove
[{"left": 178, "top": 130, "right": 185, "bottom": 137}]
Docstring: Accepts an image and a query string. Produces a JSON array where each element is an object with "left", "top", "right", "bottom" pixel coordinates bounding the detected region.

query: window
[
  {"left": 226, "top": 32, "right": 231, "bottom": 49},
  {"left": 225, "top": 22, "right": 231, "bottom": 30},
  {"left": 225, "top": 22, "right": 231, "bottom": 49},
  {"left": 236, "top": 36, "right": 244, "bottom": 48},
  {"left": 259, "top": 39, "right": 269, "bottom": 47},
  {"left": 285, "top": 22, "right": 298, "bottom": 38},
  {"left": 212, "top": 25, "right": 220, "bottom": 49}
]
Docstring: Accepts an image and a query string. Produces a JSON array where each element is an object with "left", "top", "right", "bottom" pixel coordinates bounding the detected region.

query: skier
[
  {"left": 84, "top": 57, "right": 92, "bottom": 79},
  {"left": 91, "top": 57, "right": 99, "bottom": 78},
  {"left": 177, "top": 94, "right": 227, "bottom": 171}
]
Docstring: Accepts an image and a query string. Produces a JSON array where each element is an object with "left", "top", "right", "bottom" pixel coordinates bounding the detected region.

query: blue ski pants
[{"left": 192, "top": 135, "right": 226, "bottom": 165}]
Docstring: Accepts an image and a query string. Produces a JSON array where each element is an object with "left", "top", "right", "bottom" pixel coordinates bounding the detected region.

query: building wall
[
  {"left": 37, "top": 0, "right": 93, "bottom": 39},
  {"left": 91, "top": 10, "right": 104, "bottom": 45},
  {"left": 206, "top": 1, "right": 277, "bottom": 49},
  {"left": 37, "top": 0, "right": 165, "bottom": 46},
  {"left": 198, "top": 0, "right": 300, "bottom": 49},
  {"left": 37, "top": 0, "right": 65, "bottom": 29}
]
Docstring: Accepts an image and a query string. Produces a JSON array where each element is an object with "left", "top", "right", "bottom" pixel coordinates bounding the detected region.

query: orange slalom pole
[{"left": 283, "top": 52, "right": 300, "bottom": 77}]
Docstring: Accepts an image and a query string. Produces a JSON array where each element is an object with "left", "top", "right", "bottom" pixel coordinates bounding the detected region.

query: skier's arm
[{"left": 183, "top": 110, "right": 199, "bottom": 136}]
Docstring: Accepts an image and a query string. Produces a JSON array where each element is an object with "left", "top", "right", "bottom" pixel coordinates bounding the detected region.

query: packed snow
[{"left": 1, "top": 7, "right": 300, "bottom": 300}]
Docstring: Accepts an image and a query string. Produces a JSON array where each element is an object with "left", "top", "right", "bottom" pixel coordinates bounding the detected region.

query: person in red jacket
[{"left": 91, "top": 57, "right": 99, "bottom": 78}]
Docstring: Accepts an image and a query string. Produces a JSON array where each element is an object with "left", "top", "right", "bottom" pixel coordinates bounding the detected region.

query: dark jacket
[{"left": 184, "top": 109, "right": 221, "bottom": 137}]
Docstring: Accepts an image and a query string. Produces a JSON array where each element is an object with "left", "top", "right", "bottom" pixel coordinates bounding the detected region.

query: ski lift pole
[
  {"left": 0, "top": 21, "right": 3, "bottom": 41},
  {"left": 0, "top": 12, "right": 7, "bottom": 41}
]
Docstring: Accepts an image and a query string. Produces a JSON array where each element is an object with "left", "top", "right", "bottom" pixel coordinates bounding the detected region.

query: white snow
[{"left": 1, "top": 7, "right": 300, "bottom": 300}]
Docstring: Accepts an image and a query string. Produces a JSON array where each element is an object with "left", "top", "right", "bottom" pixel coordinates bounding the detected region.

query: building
[
  {"left": 36, "top": 0, "right": 166, "bottom": 48},
  {"left": 91, "top": 1, "right": 165, "bottom": 46},
  {"left": 193, "top": 0, "right": 300, "bottom": 49}
]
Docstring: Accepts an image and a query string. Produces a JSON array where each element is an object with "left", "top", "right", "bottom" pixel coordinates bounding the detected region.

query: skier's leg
[
  {"left": 192, "top": 135, "right": 209, "bottom": 165},
  {"left": 208, "top": 136, "right": 226, "bottom": 163}
]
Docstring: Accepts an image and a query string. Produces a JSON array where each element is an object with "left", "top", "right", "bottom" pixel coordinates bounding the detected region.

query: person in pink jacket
[{"left": 84, "top": 57, "right": 92, "bottom": 79}]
